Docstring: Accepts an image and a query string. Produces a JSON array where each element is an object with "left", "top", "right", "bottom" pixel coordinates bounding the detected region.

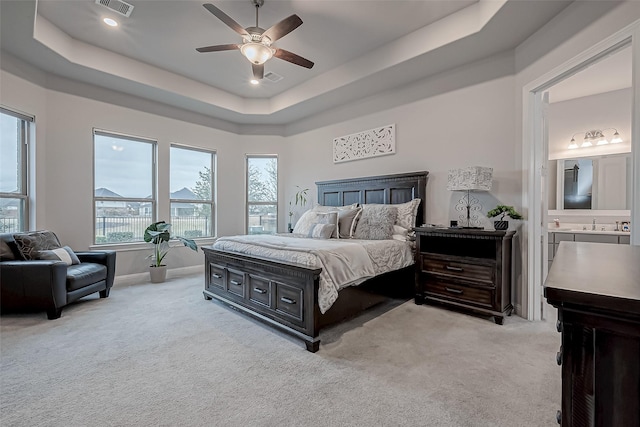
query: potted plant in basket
[
  {"left": 486, "top": 205, "right": 523, "bottom": 230},
  {"left": 144, "top": 221, "right": 199, "bottom": 283},
  {"left": 288, "top": 186, "right": 309, "bottom": 232}
]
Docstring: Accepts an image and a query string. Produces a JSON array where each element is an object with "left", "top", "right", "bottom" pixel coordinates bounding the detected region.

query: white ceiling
[
  {"left": 549, "top": 44, "right": 632, "bottom": 103},
  {"left": 1, "top": 0, "right": 601, "bottom": 131}
]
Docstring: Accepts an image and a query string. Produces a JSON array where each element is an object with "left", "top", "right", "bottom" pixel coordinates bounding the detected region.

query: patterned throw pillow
[
  {"left": 36, "top": 246, "right": 81, "bottom": 265},
  {"left": 312, "top": 204, "right": 361, "bottom": 238},
  {"left": 12, "top": 230, "right": 62, "bottom": 260},
  {"left": 293, "top": 210, "right": 339, "bottom": 236},
  {"left": 353, "top": 205, "right": 397, "bottom": 240},
  {"left": 395, "top": 198, "right": 422, "bottom": 230}
]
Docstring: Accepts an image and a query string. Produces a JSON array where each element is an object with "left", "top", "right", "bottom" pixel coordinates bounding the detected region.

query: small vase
[
  {"left": 149, "top": 265, "right": 167, "bottom": 283},
  {"left": 494, "top": 221, "right": 509, "bottom": 231}
]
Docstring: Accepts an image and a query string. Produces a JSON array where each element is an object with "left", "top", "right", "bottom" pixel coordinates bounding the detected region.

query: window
[
  {"left": 0, "top": 107, "right": 32, "bottom": 233},
  {"left": 170, "top": 145, "right": 215, "bottom": 238},
  {"left": 94, "top": 130, "right": 156, "bottom": 244},
  {"left": 246, "top": 155, "right": 277, "bottom": 234}
]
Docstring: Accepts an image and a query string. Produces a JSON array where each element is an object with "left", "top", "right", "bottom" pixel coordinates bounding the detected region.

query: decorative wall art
[{"left": 333, "top": 124, "right": 396, "bottom": 163}]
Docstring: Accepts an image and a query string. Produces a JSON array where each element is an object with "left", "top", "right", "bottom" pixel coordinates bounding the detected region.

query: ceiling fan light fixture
[{"left": 240, "top": 42, "right": 274, "bottom": 65}]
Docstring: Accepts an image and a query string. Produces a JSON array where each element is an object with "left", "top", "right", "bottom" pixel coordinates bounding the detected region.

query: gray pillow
[
  {"left": 337, "top": 207, "right": 362, "bottom": 238},
  {"left": 13, "top": 230, "right": 62, "bottom": 260},
  {"left": 308, "top": 223, "right": 336, "bottom": 239},
  {"left": 354, "top": 205, "right": 397, "bottom": 240}
]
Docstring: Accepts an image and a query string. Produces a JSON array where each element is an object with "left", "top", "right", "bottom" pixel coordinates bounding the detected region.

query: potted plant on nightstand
[
  {"left": 487, "top": 205, "right": 523, "bottom": 230},
  {"left": 144, "top": 221, "right": 199, "bottom": 283},
  {"left": 288, "top": 186, "right": 309, "bottom": 233}
]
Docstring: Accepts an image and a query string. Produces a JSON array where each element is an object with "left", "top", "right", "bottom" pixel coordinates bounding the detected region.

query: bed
[{"left": 202, "top": 171, "right": 428, "bottom": 352}]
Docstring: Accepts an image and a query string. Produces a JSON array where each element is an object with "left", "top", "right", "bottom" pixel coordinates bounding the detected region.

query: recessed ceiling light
[
  {"left": 103, "top": 18, "right": 118, "bottom": 27},
  {"left": 250, "top": 79, "right": 259, "bottom": 85}
]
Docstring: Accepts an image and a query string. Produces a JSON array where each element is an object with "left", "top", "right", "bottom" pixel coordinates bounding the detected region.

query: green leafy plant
[
  {"left": 144, "top": 221, "right": 199, "bottom": 267},
  {"left": 486, "top": 205, "right": 523, "bottom": 221},
  {"left": 288, "top": 186, "right": 309, "bottom": 223}
]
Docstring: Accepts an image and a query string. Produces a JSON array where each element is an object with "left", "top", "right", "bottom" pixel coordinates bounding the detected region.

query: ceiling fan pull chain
[{"left": 255, "top": 3, "right": 259, "bottom": 28}]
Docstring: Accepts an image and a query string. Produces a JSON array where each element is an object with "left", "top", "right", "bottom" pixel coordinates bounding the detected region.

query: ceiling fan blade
[
  {"left": 262, "top": 14, "right": 303, "bottom": 43},
  {"left": 196, "top": 44, "right": 240, "bottom": 53},
  {"left": 274, "top": 49, "right": 314, "bottom": 69},
  {"left": 203, "top": 3, "right": 249, "bottom": 37},
  {"left": 252, "top": 64, "right": 264, "bottom": 80}
]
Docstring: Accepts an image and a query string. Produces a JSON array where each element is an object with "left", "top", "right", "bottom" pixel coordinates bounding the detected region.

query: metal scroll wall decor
[{"left": 333, "top": 124, "right": 396, "bottom": 163}]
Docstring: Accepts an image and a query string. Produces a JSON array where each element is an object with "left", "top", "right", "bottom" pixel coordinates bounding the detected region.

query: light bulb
[
  {"left": 250, "top": 79, "right": 259, "bottom": 85},
  {"left": 103, "top": 18, "right": 118, "bottom": 27},
  {"left": 240, "top": 43, "right": 274, "bottom": 65}
]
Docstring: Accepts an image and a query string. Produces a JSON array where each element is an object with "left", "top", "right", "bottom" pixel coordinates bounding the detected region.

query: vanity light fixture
[{"left": 567, "top": 128, "right": 623, "bottom": 149}]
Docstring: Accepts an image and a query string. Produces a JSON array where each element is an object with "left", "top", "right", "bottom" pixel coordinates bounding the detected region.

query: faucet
[{"left": 592, "top": 218, "right": 596, "bottom": 231}]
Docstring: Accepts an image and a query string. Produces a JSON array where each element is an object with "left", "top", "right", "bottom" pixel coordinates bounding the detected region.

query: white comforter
[{"left": 212, "top": 234, "right": 413, "bottom": 313}]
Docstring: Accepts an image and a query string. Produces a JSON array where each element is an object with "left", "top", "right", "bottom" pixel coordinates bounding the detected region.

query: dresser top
[
  {"left": 414, "top": 227, "right": 515, "bottom": 238},
  {"left": 544, "top": 242, "right": 640, "bottom": 313}
]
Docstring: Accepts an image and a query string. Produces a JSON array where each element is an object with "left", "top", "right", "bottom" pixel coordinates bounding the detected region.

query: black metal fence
[{"left": 95, "top": 215, "right": 210, "bottom": 243}]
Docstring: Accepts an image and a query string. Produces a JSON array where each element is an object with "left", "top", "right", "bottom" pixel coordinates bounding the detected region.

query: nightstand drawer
[
  {"left": 421, "top": 256, "right": 494, "bottom": 283},
  {"left": 425, "top": 279, "right": 494, "bottom": 308}
]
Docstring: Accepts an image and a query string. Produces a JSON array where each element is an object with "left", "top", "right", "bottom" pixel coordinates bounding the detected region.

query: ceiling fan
[{"left": 196, "top": 0, "right": 314, "bottom": 81}]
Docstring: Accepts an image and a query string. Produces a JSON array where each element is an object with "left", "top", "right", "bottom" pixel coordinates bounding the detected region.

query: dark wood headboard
[{"left": 315, "top": 171, "right": 429, "bottom": 226}]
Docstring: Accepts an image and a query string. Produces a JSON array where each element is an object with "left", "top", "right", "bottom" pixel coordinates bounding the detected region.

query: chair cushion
[{"left": 66, "top": 263, "right": 107, "bottom": 292}]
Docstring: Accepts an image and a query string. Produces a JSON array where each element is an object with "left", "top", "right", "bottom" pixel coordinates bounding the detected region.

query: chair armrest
[
  {"left": 75, "top": 251, "right": 116, "bottom": 289},
  {"left": 0, "top": 261, "right": 68, "bottom": 309}
]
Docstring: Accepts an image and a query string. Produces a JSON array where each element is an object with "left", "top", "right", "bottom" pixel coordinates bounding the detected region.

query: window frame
[
  {"left": 0, "top": 106, "right": 32, "bottom": 233},
  {"left": 169, "top": 143, "right": 216, "bottom": 238},
  {"left": 92, "top": 128, "right": 157, "bottom": 245},
  {"left": 245, "top": 154, "right": 278, "bottom": 235}
]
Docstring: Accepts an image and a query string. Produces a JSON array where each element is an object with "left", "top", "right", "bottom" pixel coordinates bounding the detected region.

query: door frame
[{"left": 522, "top": 21, "right": 640, "bottom": 321}]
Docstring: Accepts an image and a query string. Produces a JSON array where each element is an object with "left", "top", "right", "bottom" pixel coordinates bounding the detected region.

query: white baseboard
[{"left": 114, "top": 265, "right": 203, "bottom": 287}]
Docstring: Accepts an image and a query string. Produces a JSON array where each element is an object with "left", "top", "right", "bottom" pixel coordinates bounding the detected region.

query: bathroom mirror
[{"left": 548, "top": 152, "right": 632, "bottom": 211}]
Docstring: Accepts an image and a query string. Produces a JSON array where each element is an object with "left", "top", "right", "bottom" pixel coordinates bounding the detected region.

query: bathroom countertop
[{"left": 549, "top": 228, "right": 630, "bottom": 236}]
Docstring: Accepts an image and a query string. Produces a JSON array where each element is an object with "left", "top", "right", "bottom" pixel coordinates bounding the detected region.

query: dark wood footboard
[{"left": 203, "top": 247, "right": 324, "bottom": 352}]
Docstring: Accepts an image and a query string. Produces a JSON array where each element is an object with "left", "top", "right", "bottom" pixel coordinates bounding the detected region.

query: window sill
[{"left": 89, "top": 236, "right": 217, "bottom": 252}]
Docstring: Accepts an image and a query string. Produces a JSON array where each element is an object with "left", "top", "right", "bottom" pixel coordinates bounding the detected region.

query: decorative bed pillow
[
  {"left": 353, "top": 205, "right": 397, "bottom": 240},
  {"left": 293, "top": 210, "right": 339, "bottom": 236},
  {"left": 313, "top": 204, "right": 360, "bottom": 238},
  {"left": 394, "top": 198, "right": 422, "bottom": 230},
  {"left": 12, "top": 230, "right": 62, "bottom": 260},
  {"left": 308, "top": 223, "right": 336, "bottom": 239},
  {"left": 35, "top": 246, "right": 80, "bottom": 265}
]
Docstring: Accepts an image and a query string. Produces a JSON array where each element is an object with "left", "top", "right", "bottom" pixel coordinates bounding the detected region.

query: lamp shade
[{"left": 447, "top": 167, "right": 493, "bottom": 191}]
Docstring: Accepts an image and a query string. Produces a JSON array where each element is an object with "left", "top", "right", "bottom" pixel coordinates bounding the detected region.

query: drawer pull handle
[
  {"left": 445, "top": 287, "right": 463, "bottom": 295},
  {"left": 280, "top": 297, "right": 296, "bottom": 305},
  {"left": 212, "top": 273, "right": 222, "bottom": 279},
  {"left": 556, "top": 320, "right": 562, "bottom": 333},
  {"left": 445, "top": 265, "right": 464, "bottom": 272},
  {"left": 230, "top": 280, "right": 242, "bottom": 286},
  {"left": 556, "top": 410, "right": 561, "bottom": 424},
  {"left": 254, "top": 287, "right": 266, "bottom": 294},
  {"left": 556, "top": 347, "right": 562, "bottom": 366}
]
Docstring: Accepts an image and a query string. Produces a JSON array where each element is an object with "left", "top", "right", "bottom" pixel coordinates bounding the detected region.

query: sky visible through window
[
  {"left": 0, "top": 114, "right": 19, "bottom": 193},
  {"left": 170, "top": 146, "right": 211, "bottom": 197}
]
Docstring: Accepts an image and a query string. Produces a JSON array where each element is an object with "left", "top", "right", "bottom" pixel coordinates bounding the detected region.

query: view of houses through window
[
  {"left": 0, "top": 107, "right": 31, "bottom": 233},
  {"left": 246, "top": 155, "right": 278, "bottom": 234},
  {"left": 170, "top": 145, "right": 215, "bottom": 238},
  {"left": 94, "top": 130, "right": 156, "bottom": 244}
]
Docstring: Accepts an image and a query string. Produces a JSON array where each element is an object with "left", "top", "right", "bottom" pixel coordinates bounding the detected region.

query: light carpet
[{"left": 1, "top": 274, "right": 561, "bottom": 426}]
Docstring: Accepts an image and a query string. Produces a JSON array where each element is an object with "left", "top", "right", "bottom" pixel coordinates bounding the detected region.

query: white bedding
[{"left": 212, "top": 234, "right": 414, "bottom": 313}]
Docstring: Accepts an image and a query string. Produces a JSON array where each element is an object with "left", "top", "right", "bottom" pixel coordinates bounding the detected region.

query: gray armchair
[{"left": 0, "top": 232, "right": 116, "bottom": 319}]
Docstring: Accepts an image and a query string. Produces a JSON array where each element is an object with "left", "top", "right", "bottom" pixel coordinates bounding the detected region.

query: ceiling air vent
[
  {"left": 95, "top": 0, "right": 134, "bottom": 17},
  {"left": 263, "top": 72, "right": 283, "bottom": 83}
]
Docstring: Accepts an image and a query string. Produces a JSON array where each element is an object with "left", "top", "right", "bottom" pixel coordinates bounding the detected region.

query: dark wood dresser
[
  {"left": 544, "top": 242, "right": 640, "bottom": 426},
  {"left": 414, "top": 227, "right": 515, "bottom": 324}
]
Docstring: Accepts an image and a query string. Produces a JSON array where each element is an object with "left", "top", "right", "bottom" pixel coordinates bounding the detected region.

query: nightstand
[{"left": 414, "top": 227, "right": 515, "bottom": 324}]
